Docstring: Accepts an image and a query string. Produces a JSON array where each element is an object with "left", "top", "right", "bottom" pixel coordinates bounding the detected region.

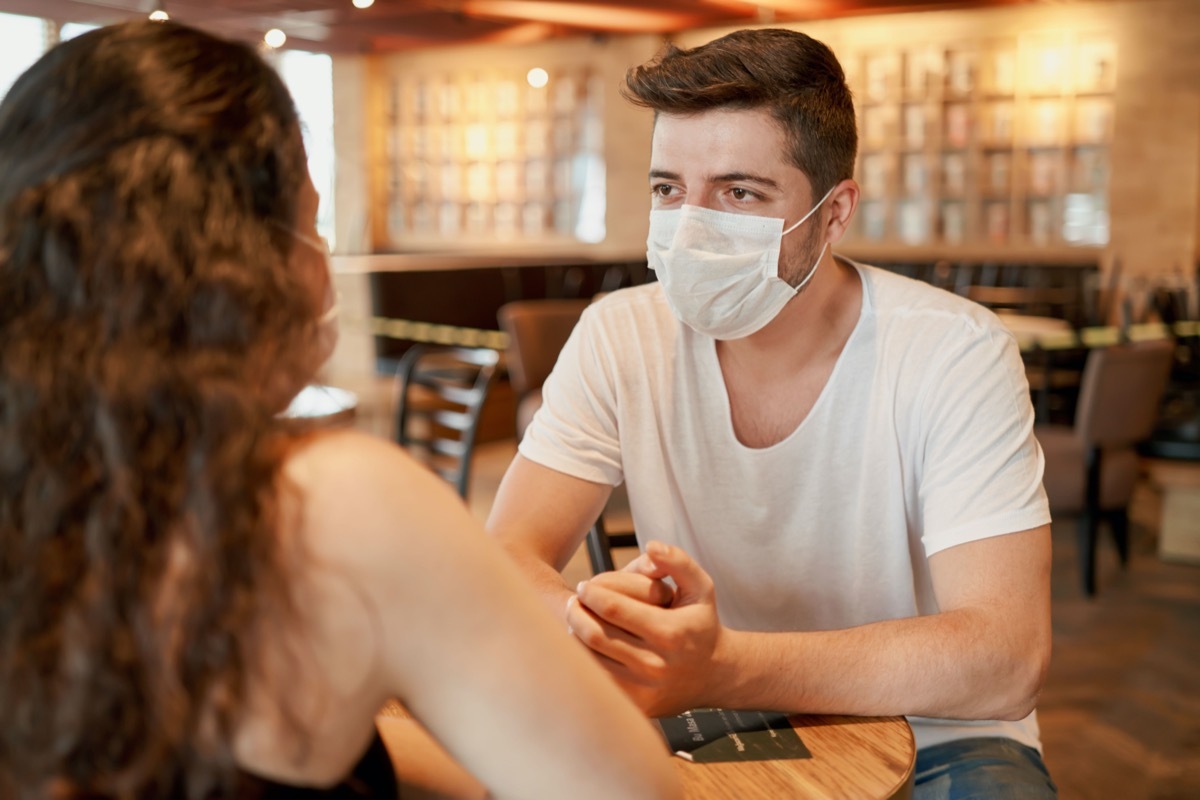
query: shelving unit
[
  {"left": 384, "top": 67, "right": 606, "bottom": 249},
  {"left": 844, "top": 31, "right": 1115, "bottom": 250}
]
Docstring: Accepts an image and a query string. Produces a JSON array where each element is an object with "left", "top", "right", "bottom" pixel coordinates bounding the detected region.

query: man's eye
[
  {"left": 731, "top": 188, "right": 754, "bottom": 200},
  {"left": 652, "top": 184, "right": 673, "bottom": 197}
]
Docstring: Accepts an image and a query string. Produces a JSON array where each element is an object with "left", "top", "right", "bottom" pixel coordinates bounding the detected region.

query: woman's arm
[
  {"left": 291, "top": 431, "right": 680, "bottom": 800},
  {"left": 376, "top": 714, "right": 489, "bottom": 800}
]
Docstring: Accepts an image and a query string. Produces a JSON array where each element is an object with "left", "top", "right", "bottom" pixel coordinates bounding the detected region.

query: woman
[{"left": 0, "top": 21, "right": 679, "bottom": 800}]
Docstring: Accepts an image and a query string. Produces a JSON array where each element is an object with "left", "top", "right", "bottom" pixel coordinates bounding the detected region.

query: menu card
[{"left": 656, "top": 708, "right": 812, "bottom": 763}]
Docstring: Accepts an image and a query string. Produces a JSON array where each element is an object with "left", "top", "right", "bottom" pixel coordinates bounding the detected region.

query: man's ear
[{"left": 824, "top": 179, "right": 860, "bottom": 245}]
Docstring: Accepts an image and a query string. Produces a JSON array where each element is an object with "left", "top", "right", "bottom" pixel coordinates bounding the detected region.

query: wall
[
  {"left": 361, "top": 32, "right": 664, "bottom": 260},
  {"left": 332, "top": 55, "right": 373, "bottom": 256},
  {"left": 1101, "top": 0, "right": 1200, "bottom": 282},
  {"left": 330, "top": 0, "right": 1200, "bottom": 283}
]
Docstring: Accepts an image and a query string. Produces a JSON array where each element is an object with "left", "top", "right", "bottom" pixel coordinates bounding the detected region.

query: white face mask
[
  {"left": 647, "top": 185, "right": 835, "bottom": 340},
  {"left": 278, "top": 226, "right": 341, "bottom": 369},
  {"left": 281, "top": 227, "right": 341, "bottom": 325}
]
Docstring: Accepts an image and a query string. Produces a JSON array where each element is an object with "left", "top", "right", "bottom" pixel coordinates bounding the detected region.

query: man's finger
[
  {"left": 566, "top": 599, "right": 667, "bottom": 674},
  {"left": 564, "top": 593, "right": 578, "bottom": 634},
  {"left": 618, "top": 550, "right": 671, "bottom": 580},
  {"left": 580, "top": 572, "right": 674, "bottom": 608},
  {"left": 576, "top": 580, "right": 673, "bottom": 641},
  {"left": 642, "top": 540, "right": 713, "bottom": 605}
]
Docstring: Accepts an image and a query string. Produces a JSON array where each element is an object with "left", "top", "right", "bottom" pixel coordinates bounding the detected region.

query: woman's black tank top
[{"left": 235, "top": 730, "right": 398, "bottom": 799}]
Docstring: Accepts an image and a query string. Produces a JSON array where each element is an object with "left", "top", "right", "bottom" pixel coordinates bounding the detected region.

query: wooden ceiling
[{"left": 3, "top": 0, "right": 1041, "bottom": 54}]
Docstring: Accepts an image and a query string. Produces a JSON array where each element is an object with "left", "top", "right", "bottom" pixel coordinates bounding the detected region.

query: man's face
[{"left": 649, "top": 107, "right": 825, "bottom": 288}]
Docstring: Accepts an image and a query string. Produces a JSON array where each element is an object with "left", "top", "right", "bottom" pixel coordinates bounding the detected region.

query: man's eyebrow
[
  {"left": 712, "top": 172, "right": 781, "bottom": 190},
  {"left": 647, "top": 169, "right": 781, "bottom": 190}
]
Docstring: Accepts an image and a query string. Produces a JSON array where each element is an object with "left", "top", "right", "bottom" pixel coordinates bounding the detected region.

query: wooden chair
[
  {"left": 1036, "top": 339, "right": 1176, "bottom": 595},
  {"left": 393, "top": 344, "right": 500, "bottom": 499},
  {"left": 496, "top": 299, "right": 589, "bottom": 441},
  {"left": 585, "top": 511, "right": 639, "bottom": 574}
]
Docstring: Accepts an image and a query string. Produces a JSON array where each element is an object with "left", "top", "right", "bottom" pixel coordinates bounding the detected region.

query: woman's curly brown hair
[{"left": 0, "top": 20, "right": 321, "bottom": 799}]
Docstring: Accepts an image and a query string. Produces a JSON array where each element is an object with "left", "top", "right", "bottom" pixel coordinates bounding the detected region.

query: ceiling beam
[
  {"left": 371, "top": 20, "right": 560, "bottom": 51},
  {"left": 455, "top": 0, "right": 738, "bottom": 33}
]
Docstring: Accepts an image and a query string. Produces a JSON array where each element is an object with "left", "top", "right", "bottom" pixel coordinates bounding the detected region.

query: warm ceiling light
[
  {"left": 352, "top": 0, "right": 375, "bottom": 8},
  {"left": 526, "top": 67, "right": 548, "bottom": 88},
  {"left": 264, "top": 28, "right": 287, "bottom": 48},
  {"left": 148, "top": 0, "right": 168, "bottom": 21},
  {"left": 706, "top": 0, "right": 838, "bottom": 15},
  {"left": 460, "top": 0, "right": 708, "bottom": 32}
]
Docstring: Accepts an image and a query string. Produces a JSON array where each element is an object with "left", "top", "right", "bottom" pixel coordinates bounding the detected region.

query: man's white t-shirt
[{"left": 520, "top": 258, "right": 1052, "bottom": 752}]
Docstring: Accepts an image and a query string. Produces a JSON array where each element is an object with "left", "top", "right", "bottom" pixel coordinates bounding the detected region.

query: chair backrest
[
  {"left": 1075, "top": 338, "right": 1175, "bottom": 448},
  {"left": 585, "top": 513, "right": 639, "bottom": 574},
  {"left": 393, "top": 344, "right": 500, "bottom": 499},
  {"left": 497, "top": 299, "right": 589, "bottom": 398}
]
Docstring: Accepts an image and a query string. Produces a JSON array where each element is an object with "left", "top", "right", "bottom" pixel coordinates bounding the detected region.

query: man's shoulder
[
  {"left": 581, "top": 282, "right": 678, "bottom": 340},
  {"left": 851, "top": 259, "right": 1002, "bottom": 335},
  {"left": 851, "top": 259, "right": 963, "bottom": 307},
  {"left": 588, "top": 282, "right": 668, "bottom": 315}
]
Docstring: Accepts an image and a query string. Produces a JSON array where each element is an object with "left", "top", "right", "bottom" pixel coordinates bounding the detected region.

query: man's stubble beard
[{"left": 780, "top": 217, "right": 825, "bottom": 293}]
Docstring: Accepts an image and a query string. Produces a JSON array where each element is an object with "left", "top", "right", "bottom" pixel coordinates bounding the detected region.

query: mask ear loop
[
  {"left": 781, "top": 183, "right": 838, "bottom": 237},
  {"left": 780, "top": 184, "right": 837, "bottom": 293},
  {"left": 791, "top": 242, "right": 830, "bottom": 293},
  {"left": 318, "top": 293, "right": 341, "bottom": 325},
  {"left": 271, "top": 221, "right": 340, "bottom": 324}
]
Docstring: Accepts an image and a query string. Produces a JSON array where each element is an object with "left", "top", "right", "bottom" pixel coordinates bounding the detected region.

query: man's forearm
[
  {"left": 715, "top": 608, "right": 1048, "bottom": 721},
  {"left": 497, "top": 541, "right": 577, "bottom": 624}
]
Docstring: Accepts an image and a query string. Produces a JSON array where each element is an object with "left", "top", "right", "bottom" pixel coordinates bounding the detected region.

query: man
[{"left": 486, "top": 28, "right": 1055, "bottom": 798}]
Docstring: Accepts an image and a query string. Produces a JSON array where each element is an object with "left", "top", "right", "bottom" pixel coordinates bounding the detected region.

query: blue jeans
[{"left": 914, "top": 737, "right": 1057, "bottom": 799}]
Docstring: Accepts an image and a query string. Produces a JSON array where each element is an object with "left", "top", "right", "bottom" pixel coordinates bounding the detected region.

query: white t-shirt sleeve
[
  {"left": 915, "top": 323, "right": 1051, "bottom": 556},
  {"left": 517, "top": 305, "right": 625, "bottom": 486}
]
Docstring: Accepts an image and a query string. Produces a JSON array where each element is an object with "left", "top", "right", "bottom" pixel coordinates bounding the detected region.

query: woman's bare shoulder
[
  {"left": 283, "top": 429, "right": 454, "bottom": 503},
  {"left": 279, "top": 429, "right": 480, "bottom": 567},
  {"left": 284, "top": 427, "right": 413, "bottom": 477}
]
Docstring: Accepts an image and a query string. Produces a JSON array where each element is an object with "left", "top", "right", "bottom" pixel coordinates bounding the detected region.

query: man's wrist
[{"left": 709, "top": 627, "right": 753, "bottom": 709}]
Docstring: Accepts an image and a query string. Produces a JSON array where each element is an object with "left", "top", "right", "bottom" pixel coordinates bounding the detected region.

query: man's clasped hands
[{"left": 565, "top": 541, "right": 730, "bottom": 718}]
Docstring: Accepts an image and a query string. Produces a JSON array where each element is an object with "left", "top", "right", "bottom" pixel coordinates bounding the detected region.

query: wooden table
[
  {"left": 377, "top": 702, "right": 914, "bottom": 800},
  {"left": 673, "top": 713, "right": 914, "bottom": 800},
  {"left": 1007, "top": 320, "right": 1200, "bottom": 353},
  {"left": 997, "top": 312, "right": 1073, "bottom": 348},
  {"left": 283, "top": 383, "right": 358, "bottom": 427}
]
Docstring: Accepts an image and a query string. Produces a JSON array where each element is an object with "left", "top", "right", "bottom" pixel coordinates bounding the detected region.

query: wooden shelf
[
  {"left": 837, "top": 242, "right": 1104, "bottom": 266},
  {"left": 846, "top": 31, "right": 1115, "bottom": 251}
]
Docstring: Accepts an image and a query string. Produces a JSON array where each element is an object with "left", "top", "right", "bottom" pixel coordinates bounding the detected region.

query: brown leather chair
[
  {"left": 1036, "top": 339, "right": 1175, "bottom": 595},
  {"left": 496, "top": 298, "right": 590, "bottom": 441},
  {"left": 497, "top": 298, "right": 639, "bottom": 572}
]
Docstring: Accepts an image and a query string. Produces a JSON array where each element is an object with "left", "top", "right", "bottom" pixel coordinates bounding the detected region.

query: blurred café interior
[{"left": 2, "top": 1, "right": 1198, "bottom": 795}]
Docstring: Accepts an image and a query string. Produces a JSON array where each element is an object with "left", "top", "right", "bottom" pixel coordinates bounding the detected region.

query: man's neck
[{"left": 716, "top": 252, "right": 861, "bottom": 381}]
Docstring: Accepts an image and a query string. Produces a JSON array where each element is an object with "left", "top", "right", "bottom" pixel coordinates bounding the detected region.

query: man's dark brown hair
[{"left": 623, "top": 28, "right": 857, "bottom": 198}]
